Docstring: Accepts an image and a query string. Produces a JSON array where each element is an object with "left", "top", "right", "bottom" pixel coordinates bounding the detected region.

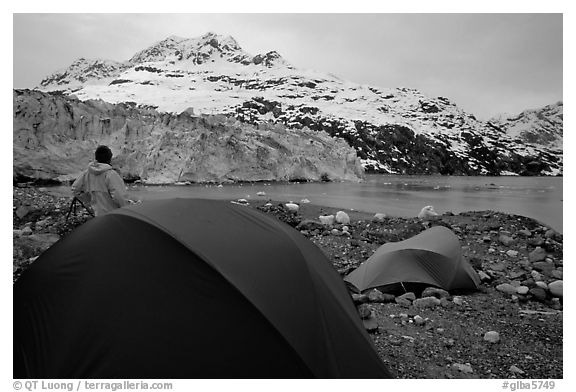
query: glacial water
[
  {"left": 47, "top": 174, "right": 562, "bottom": 232},
  {"left": 119, "top": 174, "right": 563, "bottom": 233}
]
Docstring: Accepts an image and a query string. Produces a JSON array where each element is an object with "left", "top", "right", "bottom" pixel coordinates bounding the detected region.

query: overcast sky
[{"left": 13, "top": 13, "right": 563, "bottom": 120}]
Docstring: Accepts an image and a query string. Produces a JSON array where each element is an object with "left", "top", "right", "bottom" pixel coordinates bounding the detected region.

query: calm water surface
[
  {"left": 49, "top": 175, "right": 562, "bottom": 232},
  {"left": 120, "top": 175, "right": 562, "bottom": 233}
]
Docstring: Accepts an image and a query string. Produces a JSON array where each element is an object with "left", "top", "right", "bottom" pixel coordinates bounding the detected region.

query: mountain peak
[
  {"left": 488, "top": 102, "right": 563, "bottom": 150},
  {"left": 128, "top": 33, "right": 260, "bottom": 66},
  {"left": 39, "top": 57, "right": 127, "bottom": 87}
]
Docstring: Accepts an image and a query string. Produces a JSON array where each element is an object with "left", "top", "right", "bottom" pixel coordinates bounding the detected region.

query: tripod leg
[
  {"left": 66, "top": 198, "right": 76, "bottom": 221},
  {"left": 76, "top": 197, "right": 95, "bottom": 217}
]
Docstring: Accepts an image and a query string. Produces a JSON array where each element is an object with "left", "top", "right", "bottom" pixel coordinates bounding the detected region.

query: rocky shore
[{"left": 13, "top": 185, "right": 563, "bottom": 379}]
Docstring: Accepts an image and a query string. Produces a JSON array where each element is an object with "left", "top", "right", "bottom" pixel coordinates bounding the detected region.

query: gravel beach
[{"left": 13, "top": 185, "right": 563, "bottom": 379}]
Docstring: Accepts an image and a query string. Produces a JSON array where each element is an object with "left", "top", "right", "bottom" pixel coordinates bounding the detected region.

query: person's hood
[{"left": 88, "top": 162, "right": 113, "bottom": 176}]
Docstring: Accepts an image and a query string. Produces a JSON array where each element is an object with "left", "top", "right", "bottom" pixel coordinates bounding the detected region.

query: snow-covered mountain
[
  {"left": 488, "top": 102, "right": 563, "bottom": 151},
  {"left": 33, "top": 32, "right": 562, "bottom": 177}
]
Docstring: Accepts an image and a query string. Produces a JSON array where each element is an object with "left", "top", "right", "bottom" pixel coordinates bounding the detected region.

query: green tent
[
  {"left": 344, "top": 226, "right": 480, "bottom": 293},
  {"left": 14, "top": 198, "right": 391, "bottom": 379}
]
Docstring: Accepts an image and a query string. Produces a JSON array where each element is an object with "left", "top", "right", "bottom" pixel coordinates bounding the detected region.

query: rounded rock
[
  {"left": 483, "top": 331, "right": 500, "bottom": 344},
  {"left": 516, "top": 286, "right": 529, "bottom": 295},
  {"left": 335, "top": 211, "right": 350, "bottom": 225},
  {"left": 372, "top": 213, "right": 386, "bottom": 222},
  {"left": 535, "top": 281, "right": 548, "bottom": 290},
  {"left": 319, "top": 215, "right": 335, "bottom": 226},
  {"left": 548, "top": 280, "right": 563, "bottom": 298},
  {"left": 509, "top": 365, "right": 524, "bottom": 375},
  {"left": 529, "top": 247, "right": 547, "bottom": 263},
  {"left": 421, "top": 287, "right": 450, "bottom": 299},
  {"left": 499, "top": 235, "right": 515, "bottom": 246},
  {"left": 529, "top": 287, "right": 547, "bottom": 301},
  {"left": 413, "top": 296, "right": 441, "bottom": 309},
  {"left": 496, "top": 283, "right": 518, "bottom": 295}
]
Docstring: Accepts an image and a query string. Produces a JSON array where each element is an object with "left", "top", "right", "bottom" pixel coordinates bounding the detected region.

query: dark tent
[
  {"left": 344, "top": 226, "right": 480, "bottom": 294},
  {"left": 14, "top": 198, "right": 391, "bottom": 379}
]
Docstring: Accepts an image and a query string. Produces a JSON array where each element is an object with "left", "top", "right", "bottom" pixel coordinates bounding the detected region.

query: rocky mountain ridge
[
  {"left": 13, "top": 89, "right": 362, "bottom": 184},
  {"left": 33, "top": 32, "right": 563, "bottom": 177},
  {"left": 488, "top": 102, "right": 563, "bottom": 151}
]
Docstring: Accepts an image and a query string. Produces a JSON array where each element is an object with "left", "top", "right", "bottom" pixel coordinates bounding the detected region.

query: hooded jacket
[{"left": 72, "top": 162, "right": 128, "bottom": 216}]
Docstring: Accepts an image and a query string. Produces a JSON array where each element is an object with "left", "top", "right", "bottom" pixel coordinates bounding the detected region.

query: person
[{"left": 72, "top": 145, "right": 129, "bottom": 216}]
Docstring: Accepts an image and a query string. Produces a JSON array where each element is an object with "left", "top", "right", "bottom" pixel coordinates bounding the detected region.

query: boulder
[
  {"left": 318, "top": 215, "right": 335, "bottom": 226},
  {"left": 508, "top": 270, "right": 526, "bottom": 280},
  {"left": 499, "top": 235, "right": 515, "bottom": 246},
  {"left": 15, "top": 205, "right": 35, "bottom": 219},
  {"left": 413, "top": 315, "right": 426, "bottom": 325},
  {"left": 535, "top": 281, "right": 548, "bottom": 290},
  {"left": 284, "top": 202, "right": 299, "bottom": 212},
  {"left": 483, "top": 331, "right": 500, "bottom": 344},
  {"left": 529, "top": 247, "right": 547, "bottom": 262},
  {"left": 518, "top": 229, "right": 532, "bottom": 237},
  {"left": 335, "top": 211, "right": 350, "bottom": 225},
  {"left": 545, "top": 229, "right": 559, "bottom": 240},
  {"left": 440, "top": 298, "right": 453, "bottom": 308},
  {"left": 532, "top": 262, "right": 555, "bottom": 276},
  {"left": 531, "top": 270, "right": 543, "bottom": 281},
  {"left": 528, "top": 237, "right": 545, "bottom": 247},
  {"left": 296, "top": 220, "right": 325, "bottom": 231},
  {"left": 548, "top": 280, "right": 563, "bottom": 298},
  {"left": 506, "top": 250, "right": 519, "bottom": 258},
  {"left": 357, "top": 304, "right": 373, "bottom": 319},
  {"left": 372, "top": 213, "right": 387, "bottom": 222},
  {"left": 496, "top": 283, "right": 518, "bottom": 295},
  {"left": 421, "top": 287, "right": 450, "bottom": 299},
  {"left": 509, "top": 365, "right": 525, "bottom": 375},
  {"left": 397, "top": 292, "right": 416, "bottom": 302},
  {"left": 519, "top": 258, "right": 531, "bottom": 268},
  {"left": 478, "top": 271, "right": 491, "bottom": 281},
  {"left": 362, "top": 316, "right": 379, "bottom": 332},
  {"left": 351, "top": 293, "right": 368, "bottom": 304},
  {"left": 529, "top": 287, "right": 547, "bottom": 302},
  {"left": 551, "top": 270, "right": 563, "bottom": 280},
  {"left": 452, "top": 363, "right": 474, "bottom": 374},
  {"left": 413, "top": 296, "right": 441, "bottom": 309},
  {"left": 395, "top": 298, "right": 412, "bottom": 308},
  {"left": 490, "top": 262, "right": 507, "bottom": 272},
  {"left": 367, "top": 289, "right": 395, "bottom": 303},
  {"left": 516, "top": 286, "right": 529, "bottom": 295},
  {"left": 550, "top": 298, "right": 562, "bottom": 310},
  {"left": 35, "top": 218, "right": 52, "bottom": 230},
  {"left": 418, "top": 206, "right": 439, "bottom": 219}
]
